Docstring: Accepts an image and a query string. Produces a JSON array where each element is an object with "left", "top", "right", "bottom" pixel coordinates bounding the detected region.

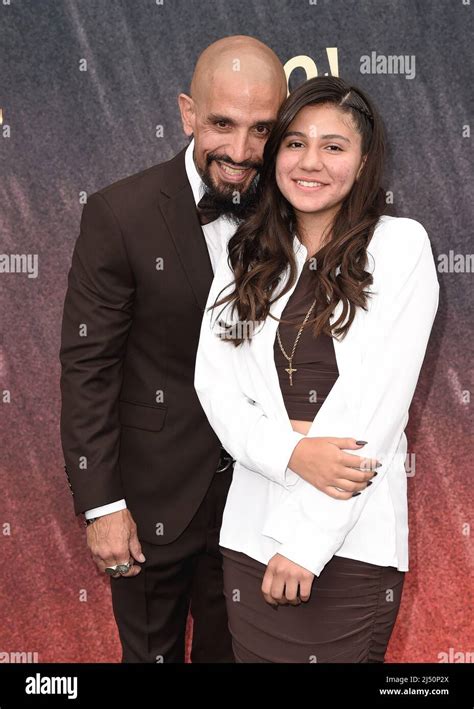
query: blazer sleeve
[
  {"left": 262, "top": 220, "right": 440, "bottom": 575},
  {"left": 194, "top": 252, "right": 306, "bottom": 489},
  {"left": 59, "top": 192, "right": 135, "bottom": 515}
]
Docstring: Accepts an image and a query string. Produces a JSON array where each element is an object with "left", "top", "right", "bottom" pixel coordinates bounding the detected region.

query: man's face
[{"left": 182, "top": 71, "right": 285, "bottom": 219}]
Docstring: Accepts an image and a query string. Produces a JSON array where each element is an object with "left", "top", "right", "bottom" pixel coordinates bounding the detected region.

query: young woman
[{"left": 194, "top": 76, "right": 439, "bottom": 663}]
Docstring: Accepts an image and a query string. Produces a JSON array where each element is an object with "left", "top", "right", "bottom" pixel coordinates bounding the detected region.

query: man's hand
[
  {"left": 261, "top": 554, "right": 314, "bottom": 606},
  {"left": 86, "top": 509, "right": 145, "bottom": 578},
  {"left": 289, "top": 437, "right": 381, "bottom": 499}
]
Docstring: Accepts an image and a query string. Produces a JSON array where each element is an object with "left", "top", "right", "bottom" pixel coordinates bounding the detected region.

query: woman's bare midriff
[{"left": 290, "top": 419, "right": 313, "bottom": 435}]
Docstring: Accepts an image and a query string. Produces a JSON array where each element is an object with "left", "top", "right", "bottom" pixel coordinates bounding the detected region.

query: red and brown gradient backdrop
[{"left": 0, "top": 0, "right": 472, "bottom": 663}]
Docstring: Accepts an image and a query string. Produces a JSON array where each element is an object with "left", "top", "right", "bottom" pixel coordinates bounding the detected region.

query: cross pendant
[{"left": 285, "top": 365, "right": 297, "bottom": 386}]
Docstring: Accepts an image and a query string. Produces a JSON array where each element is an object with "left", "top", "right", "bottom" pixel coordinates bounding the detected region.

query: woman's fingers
[
  {"left": 325, "top": 486, "right": 355, "bottom": 500},
  {"left": 342, "top": 450, "right": 382, "bottom": 472},
  {"left": 325, "top": 479, "right": 375, "bottom": 498},
  {"left": 283, "top": 577, "right": 301, "bottom": 606},
  {"left": 270, "top": 574, "right": 287, "bottom": 605},
  {"left": 330, "top": 476, "right": 375, "bottom": 493},
  {"left": 298, "top": 577, "right": 313, "bottom": 602},
  {"left": 262, "top": 556, "right": 315, "bottom": 606},
  {"left": 261, "top": 568, "right": 279, "bottom": 606},
  {"left": 262, "top": 566, "right": 298, "bottom": 605}
]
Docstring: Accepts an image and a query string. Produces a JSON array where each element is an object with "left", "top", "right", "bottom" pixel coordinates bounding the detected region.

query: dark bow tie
[{"left": 196, "top": 193, "right": 224, "bottom": 225}]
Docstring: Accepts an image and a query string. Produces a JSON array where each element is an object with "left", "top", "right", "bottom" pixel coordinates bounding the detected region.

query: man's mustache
[{"left": 206, "top": 152, "right": 262, "bottom": 172}]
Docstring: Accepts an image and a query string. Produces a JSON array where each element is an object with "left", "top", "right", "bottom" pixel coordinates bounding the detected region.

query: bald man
[{"left": 60, "top": 35, "right": 287, "bottom": 663}]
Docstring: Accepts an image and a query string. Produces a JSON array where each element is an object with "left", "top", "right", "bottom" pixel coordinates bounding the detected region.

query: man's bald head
[
  {"left": 190, "top": 35, "right": 287, "bottom": 105},
  {"left": 178, "top": 35, "right": 287, "bottom": 221}
]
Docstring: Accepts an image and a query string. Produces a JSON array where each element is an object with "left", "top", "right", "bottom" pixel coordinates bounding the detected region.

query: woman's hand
[
  {"left": 289, "top": 437, "right": 381, "bottom": 499},
  {"left": 261, "top": 553, "right": 315, "bottom": 606}
]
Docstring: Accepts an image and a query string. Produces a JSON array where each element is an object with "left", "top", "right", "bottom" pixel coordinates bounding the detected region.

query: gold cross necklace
[{"left": 276, "top": 296, "right": 317, "bottom": 386}]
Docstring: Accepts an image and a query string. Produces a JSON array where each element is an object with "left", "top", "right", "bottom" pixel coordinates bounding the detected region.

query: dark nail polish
[
  {"left": 352, "top": 492, "right": 362, "bottom": 497},
  {"left": 373, "top": 471, "right": 378, "bottom": 476},
  {"left": 366, "top": 481, "right": 373, "bottom": 486},
  {"left": 376, "top": 462, "right": 383, "bottom": 468},
  {"left": 356, "top": 440, "right": 367, "bottom": 445}
]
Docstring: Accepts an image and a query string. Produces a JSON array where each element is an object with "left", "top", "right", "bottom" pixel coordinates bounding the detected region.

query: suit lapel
[{"left": 158, "top": 146, "right": 214, "bottom": 313}]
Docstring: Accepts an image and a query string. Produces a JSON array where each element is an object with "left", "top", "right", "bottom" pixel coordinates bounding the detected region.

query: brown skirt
[{"left": 220, "top": 546, "right": 405, "bottom": 663}]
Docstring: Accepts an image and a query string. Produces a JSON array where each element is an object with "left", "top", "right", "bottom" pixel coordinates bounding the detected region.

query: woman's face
[{"left": 275, "top": 103, "right": 367, "bottom": 222}]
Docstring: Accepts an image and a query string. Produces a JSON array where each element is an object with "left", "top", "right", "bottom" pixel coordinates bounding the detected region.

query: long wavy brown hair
[{"left": 210, "top": 76, "right": 387, "bottom": 345}]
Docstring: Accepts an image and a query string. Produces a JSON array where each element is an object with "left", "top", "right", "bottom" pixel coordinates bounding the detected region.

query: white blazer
[{"left": 194, "top": 215, "right": 440, "bottom": 575}]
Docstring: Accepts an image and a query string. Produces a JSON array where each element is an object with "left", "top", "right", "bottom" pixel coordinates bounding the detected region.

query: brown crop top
[{"left": 273, "top": 260, "right": 339, "bottom": 421}]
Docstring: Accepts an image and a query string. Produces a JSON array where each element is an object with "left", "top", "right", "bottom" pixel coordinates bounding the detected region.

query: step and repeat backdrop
[{"left": 1, "top": 0, "right": 472, "bottom": 663}]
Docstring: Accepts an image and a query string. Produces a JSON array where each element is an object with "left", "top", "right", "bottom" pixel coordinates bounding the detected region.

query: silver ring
[{"left": 105, "top": 560, "right": 133, "bottom": 576}]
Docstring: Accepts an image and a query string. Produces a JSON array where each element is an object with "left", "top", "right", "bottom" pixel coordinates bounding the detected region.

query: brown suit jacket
[{"left": 59, "top": 146, "right": 224, "bottom": 545}]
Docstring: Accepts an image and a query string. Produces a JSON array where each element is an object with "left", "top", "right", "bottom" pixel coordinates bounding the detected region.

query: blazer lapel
[{"left": 158, "top": 147, "right": 214, "bottom": 313}]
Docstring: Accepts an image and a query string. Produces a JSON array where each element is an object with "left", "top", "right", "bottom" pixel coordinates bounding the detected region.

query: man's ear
[{"left": 178, "top": 93, "right": 195, "bottom": 137}]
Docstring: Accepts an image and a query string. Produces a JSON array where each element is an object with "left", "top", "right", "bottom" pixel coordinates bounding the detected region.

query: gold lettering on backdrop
[{"left": 284, "top": 48, "right": 339, "bottom": 93}]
